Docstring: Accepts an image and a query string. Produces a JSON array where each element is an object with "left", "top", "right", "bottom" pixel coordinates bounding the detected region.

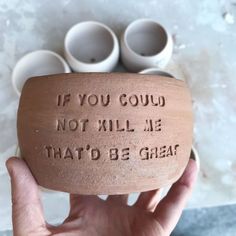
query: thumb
[{"left": 6, "top": 157, "right": 49, "bottom": 236}]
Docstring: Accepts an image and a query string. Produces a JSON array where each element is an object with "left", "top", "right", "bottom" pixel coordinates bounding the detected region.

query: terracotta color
[{"left": 17, "top": 73, "right": 193, "bottom": 194}]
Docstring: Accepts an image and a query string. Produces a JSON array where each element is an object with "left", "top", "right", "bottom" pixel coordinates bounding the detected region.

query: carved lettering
[
  {"left": 57, "top": 94, "right": 71, "bottom": 106},
  {"left": 119, "top": 94, "right": 166, "bottom": 107},
  {"left": 56, "top": 119, "right": 89, "bottom": 132},
  {"left": 44, "top": 145, "right": 180, "bottom": 161},
  {"left": 109, "top": 148, "right": 119, "bottom": 160},
  {"left": 88, "top": 94, "right": 98, "bottom": 106},
  {"left": 109, "top": 148, "right": 130, "bottom": 160},
  {"left": 77, "top": 94, "right": 110, "bottom": 106},
  {"left": 139, "top": 145, "right": 180, "bottom": 160},
  {"left": 91, "top": 148, "right": 100, "bottom": 160},
  {"left": 144, "top": 119, "right": 162, "bottom": 131},
  {"left": 98, "top": 120, "right": 134, "bottom": 132}
]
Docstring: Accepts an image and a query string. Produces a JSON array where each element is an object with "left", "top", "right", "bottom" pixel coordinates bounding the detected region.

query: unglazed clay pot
[{"left": 17, "top": 73, "right": 193, "bottom": 194}]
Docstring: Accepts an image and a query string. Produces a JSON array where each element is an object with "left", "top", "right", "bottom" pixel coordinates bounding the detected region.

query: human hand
[{"left": 6, "top": 157, "right": 197, "bottom": 236}]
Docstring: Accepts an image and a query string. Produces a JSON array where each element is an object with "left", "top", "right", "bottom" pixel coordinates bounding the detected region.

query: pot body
[{"left": 17, "top": 73, "right": 193, "bottom": 194}]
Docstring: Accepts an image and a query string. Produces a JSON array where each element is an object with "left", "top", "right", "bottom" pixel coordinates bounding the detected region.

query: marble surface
[
  {"left": 172, "top": 204, "right": 236, "bottom": 236},
  {"left": 0, "top": 0, "right": 236, "bottom": 231}
]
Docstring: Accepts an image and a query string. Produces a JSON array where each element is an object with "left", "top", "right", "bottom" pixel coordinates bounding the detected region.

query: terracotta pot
[{"left": 17, "top": 73, "right": 193, "bottom": 194}]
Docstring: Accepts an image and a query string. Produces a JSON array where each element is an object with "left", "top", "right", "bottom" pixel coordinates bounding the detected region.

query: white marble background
[{"left": 0, "top": 0, "right": 236, "bottom": 231}]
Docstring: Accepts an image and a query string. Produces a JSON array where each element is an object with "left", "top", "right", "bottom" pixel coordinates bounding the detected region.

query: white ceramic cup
[
  {"left": 120, "top": 19, "right": 173, "bottom": 72},
  {"left": 12, "top": 50, "right": 71, "bottom": 96},
  {"left": 139, "top": 67, "right": 175, "bottom": 78},
  {"left": 64, "top": 21, "right": 119, "bottom": 72}
]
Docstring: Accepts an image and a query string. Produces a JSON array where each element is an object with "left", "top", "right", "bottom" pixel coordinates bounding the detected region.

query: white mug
[
  {"left": 121, "top": 19, "right": 173, "bottom": 72},
  {"left": 12, "top": 50, "right": 71, "bottom": 96},
  {"left": 64, "top": 21, "right": 119, "bottom": 72}
]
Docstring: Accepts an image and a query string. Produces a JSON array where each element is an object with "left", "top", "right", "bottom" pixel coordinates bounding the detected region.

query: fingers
[
  {"left": 154, "top": 159, "right": 198, "bottom": 235},
  {"left": 6, "top": 157, "right": 49, "bottom": 235},
  {"left": 67, "top": 194, "right": 100, "bottom": 220},
  {"left": 67, "top": 193, "right": 129, "bottom": 224},
  {"left": 107, "top": 194, "right": 129, "bottom": 205},
  {"left": 134, "top": 189, "right": 162, "bottom": 212}
]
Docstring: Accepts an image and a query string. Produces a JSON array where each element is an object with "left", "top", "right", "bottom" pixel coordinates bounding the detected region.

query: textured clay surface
[{"left": 17, "top": 73, "right": 193, "bottom": 194}]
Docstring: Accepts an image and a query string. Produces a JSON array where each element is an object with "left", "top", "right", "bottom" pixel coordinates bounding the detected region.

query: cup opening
[
  {"left": 125, "top": 20, "right": 168, "bottom": 57},
  {"left": 66, "top": 23, "right": 114, "bottom": 64},
  {"left": 13, "top": 51, "right": 67, "bottom": 94}
]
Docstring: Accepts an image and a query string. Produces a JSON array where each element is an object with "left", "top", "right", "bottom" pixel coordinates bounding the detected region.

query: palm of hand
[
  {"left": 6, "top": 157, "right": 197, "bottom": 236},
  {"left": 50, "top": 195, "right": 164, "bottom": 236}
]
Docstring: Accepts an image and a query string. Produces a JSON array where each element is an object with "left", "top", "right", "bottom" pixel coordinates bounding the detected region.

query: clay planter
[{"left": 17, "top": 73, "right": 193, "bottom": 194}]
